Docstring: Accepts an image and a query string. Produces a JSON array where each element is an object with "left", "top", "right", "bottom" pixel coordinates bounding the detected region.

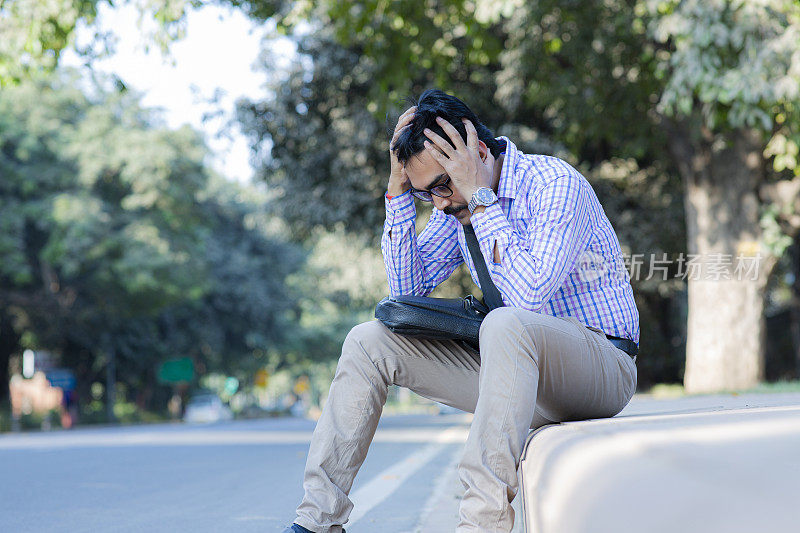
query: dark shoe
[
  {"left": 282, "top": 523, "right": 345, "bottom": 533},
  {"left": 282, "top": 526, "right": 312, "bottom": 533},
  {"left": 282, "top": 525, "right": 312, "bottom": 533}
]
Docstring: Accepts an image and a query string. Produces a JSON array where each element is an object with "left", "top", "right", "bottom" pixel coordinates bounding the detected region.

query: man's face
[{"left": 405, "top": 148, "right": 471, "bottom": 222}]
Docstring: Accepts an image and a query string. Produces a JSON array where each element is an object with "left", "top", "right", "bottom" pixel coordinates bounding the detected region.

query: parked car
[{"left": 183, "top": 393, "right": 233, "bottom": 424}]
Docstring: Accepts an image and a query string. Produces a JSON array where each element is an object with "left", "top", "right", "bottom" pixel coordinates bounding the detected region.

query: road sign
[
  {"left": 255, "top": 369, "right": 269, "bottom": 388},
  {"left": 223, "top": 377, "right": 239, "bottom": 396},
  {"left": 294, "top": 376, "right": 310, "bottom": 395},
  {"left": 46, "top": 368, "right": 76, "bottom": 391},
  {"left": 157, "top": 358, "right": 195, "bottom": 384}
]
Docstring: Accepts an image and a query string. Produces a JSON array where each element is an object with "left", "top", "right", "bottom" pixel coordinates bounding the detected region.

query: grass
[
  {"left": 642, "top": 379, "right": 800, "bottom": 398},
  {"left": 644, "top": 383, "right": 687, "bottom": 398},
  {"left": 740, "top": 379, "right": 800, "bottom": 394}
]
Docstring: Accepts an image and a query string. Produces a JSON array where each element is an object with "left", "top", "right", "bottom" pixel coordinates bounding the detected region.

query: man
[{"left": 284, "top": 89, "right": 639, "bottom": 533}]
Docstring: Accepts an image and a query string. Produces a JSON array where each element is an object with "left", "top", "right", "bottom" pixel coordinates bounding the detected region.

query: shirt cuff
[
  {"left": 385, "top": 189, "right": 412, "bottom": 201},
  {"left": 470, "top": 202, "right": 511, "bottom": 265},
  {"left": 385, "top": 190, "right": 415, "bottom": 226}
]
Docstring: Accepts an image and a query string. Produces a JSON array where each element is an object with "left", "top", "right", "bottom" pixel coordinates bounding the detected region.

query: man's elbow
[
  {"left": 515, "top": 284, "right": 552, "bottom": 312},
  {"left": 387, "top": 279, "right": 431, "bottom": 298}
]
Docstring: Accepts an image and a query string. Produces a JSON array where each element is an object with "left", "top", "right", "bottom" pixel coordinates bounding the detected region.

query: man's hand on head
[
  {"left": 388, "top": 106, "right": 417, "bottom": 197},
  {"left": 422, "top": 117, "right": 494, "bottom": 200}
]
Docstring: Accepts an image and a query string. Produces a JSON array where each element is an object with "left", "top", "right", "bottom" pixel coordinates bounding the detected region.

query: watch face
[{"left": 477, "top": 187, "right": 495, "bottom": 204}]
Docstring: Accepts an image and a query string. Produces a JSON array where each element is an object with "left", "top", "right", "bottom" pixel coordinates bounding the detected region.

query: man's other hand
[
  {"left": 422, "top": 117, "right": 494, "bottom": 200},
  {"left": 388, "top": 106, "right": 416, "bottom": 197}
]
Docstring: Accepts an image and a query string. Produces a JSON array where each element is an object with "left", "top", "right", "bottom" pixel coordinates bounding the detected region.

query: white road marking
[
  {"left": 347, "top": 426, "right": 468, "bottom": 527},
  {"left": 412, "top": 442, "right": 465, "bottom": 532},
  {"left": 0, "top": 425, "right": 470, "bottom": 450}
]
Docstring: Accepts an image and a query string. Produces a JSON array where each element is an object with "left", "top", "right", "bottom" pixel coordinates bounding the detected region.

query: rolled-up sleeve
[{"left": 381, "top": 191, "right": 463, "bottom": 296}]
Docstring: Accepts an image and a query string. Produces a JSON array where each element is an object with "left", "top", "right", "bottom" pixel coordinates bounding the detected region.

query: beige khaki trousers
[{"left": 294, "top": 307, "right": 637, "bottom": 533}]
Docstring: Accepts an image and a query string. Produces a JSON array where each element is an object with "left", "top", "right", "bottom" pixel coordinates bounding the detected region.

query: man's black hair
[{"left": 390, "top": 89, "right": 503, "bottom": 165}]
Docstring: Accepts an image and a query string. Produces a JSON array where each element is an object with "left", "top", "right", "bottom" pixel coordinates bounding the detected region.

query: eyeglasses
[{"left": 410, "top": 176, "right": 454, "bottom": 202}]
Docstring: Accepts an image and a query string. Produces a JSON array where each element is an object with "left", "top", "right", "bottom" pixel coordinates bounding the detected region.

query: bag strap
[{"left": 463, "top": 225, "right": 504, "bottom": 310}]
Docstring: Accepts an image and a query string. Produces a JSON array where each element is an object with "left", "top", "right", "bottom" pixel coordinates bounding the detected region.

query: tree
[
  {"left": 0, "top": 72, "right": 212, "bottom": 403},
  {"left": 0, "top": 0, "right": 193, "bottom": 87},
  {"left": 17, "top": 0, "right": 795, "bottom": 391},
  {"left": 642, "top": 0, "right": 800, "bottom": 391},
  {"left": 0, "top": 72, "right": 305, "bottom": 413},
  {"left": 150, "top": 179, "right": 305, "bottom": 380},
  {"left": 492, "top": 0, "right": 800, "bottom": 391},
  {"left": 235, "top": 11, "right": 506, "bottom": 239}
]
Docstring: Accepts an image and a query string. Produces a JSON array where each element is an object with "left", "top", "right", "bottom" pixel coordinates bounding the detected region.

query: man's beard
[{"left": 444, "top": 204, "right": 467, "bottom": 216}]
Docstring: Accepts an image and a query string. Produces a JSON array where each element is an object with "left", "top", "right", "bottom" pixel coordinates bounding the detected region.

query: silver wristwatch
[{"left": 467, "top": 187, "right": 498, "bottom": 214}]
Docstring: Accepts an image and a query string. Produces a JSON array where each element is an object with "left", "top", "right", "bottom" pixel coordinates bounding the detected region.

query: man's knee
[
  {"left": 479, "top": 307, "right": 543, "bottom": 354},
  {"left": 480, "top": 307, "right": 525, "bottom": 339},
  {"left": 340, "top": 320, "right": 391, "bottom": 366}
]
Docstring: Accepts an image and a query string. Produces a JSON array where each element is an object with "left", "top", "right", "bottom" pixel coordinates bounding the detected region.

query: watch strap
[{"left": 468, "top": 187, "right": 497, "bottom": 214}]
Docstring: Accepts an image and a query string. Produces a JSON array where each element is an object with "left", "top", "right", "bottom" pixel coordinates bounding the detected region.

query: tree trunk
[
  {"left": 668, "top": 126, "right": 770, "bottom": 393},
  {"left": 0, "top": 311, "right": 20, "bottom": 405},
  {"left": 791, "top": 236, "right": 800, "bottom": 378}
]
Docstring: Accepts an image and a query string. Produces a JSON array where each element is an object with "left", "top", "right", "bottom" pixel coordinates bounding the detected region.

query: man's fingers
[
  {"left": 391, "top": 109, "right": 416, "bottom": 146},
  {"left": 423, "top": 140, "right": 449, "bottom": 165},
  {"left": 400, "top": 106, "right": 417, "bottom": 119},
  {"left": 463, "top": 118, "right": 479, "bottom": 150},
  {"left": 395, "top": 107, "right": 416, "bottom": 131},
  {"left": 423, "top": 127, "right": 455, "bottom": 157},
  {"left": 435, "top": 116, "right": 467, "bottom": 151},
  {"left": 397, "top": 110, "right": 415, "bottom": 128},
  {"left": 395, "top": 115, "right": 414, "bottom": 134},
  {"left": 391, "top": 123, "right": 410, "bottom": 145}
]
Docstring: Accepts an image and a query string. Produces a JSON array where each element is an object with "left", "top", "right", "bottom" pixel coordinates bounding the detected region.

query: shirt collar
[{"left": 495, "top": 136, "right": 518, "bottom": 199}]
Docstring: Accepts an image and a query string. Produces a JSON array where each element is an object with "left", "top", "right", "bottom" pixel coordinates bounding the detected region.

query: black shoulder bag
[{"left": 375, "top": 225, "right": 503, "bottom": 350}]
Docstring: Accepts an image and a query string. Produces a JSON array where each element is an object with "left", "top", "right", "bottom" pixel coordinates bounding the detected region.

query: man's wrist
[
  {"left": 386, "top": 189, "right": 411, "bottom": 201},
  {"left": 467, "top": 186, "right": 498, "bottom": 213},
  {"left": 387, "top": 180, "right": 410, "bottom": 198}
]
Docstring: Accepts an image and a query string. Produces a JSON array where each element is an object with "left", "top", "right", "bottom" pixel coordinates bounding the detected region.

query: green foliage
[
  {"left": 649, "top": 0, "right": 800, "bottom": 131},
  {"left": 150, "top": 179, "right": 306, "bottom": 378},
  {"left": 761, "top": 203, "right": 795, "bottom": 258},
  {"left": 0, "top": 0, "right": 197, "bottom": 87},
  {"left": 0, "top": 74, "right": 209, "bottom": 317},
  {"left": 236, "top": 21, "right": 508, "bottom": 240},
  {"left": 237, "top": 30, "right": 389, "bottom": 239},
  {"left": 491, "top": 0, "right": 667, "bottom": 163},
  {"left": 232, "top": 0, "right": 504, "bottom": 115},
  {"left": 4, "top": 0, "right": 799, "bottom": 393},
  {"left": 235, "top": 0, "right": 677, "bottom": 240},
  {"left": 0, "top": 0, "right": 100, "bottom": 85},
  {"left": 0, "top": 72, "right": 306, "bottom": 410}
]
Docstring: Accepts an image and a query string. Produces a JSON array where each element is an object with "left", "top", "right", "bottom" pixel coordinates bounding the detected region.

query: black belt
[{"left": 606, "top": 334, "right": 638, "bottom": 358}]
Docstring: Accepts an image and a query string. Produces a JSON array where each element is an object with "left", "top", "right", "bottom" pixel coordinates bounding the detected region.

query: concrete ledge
[{"left": 518, "top": 392, "right": 800, "bottom": 533}]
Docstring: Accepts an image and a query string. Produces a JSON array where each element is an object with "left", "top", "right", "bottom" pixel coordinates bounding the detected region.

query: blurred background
[{"left": 1, "top": 0, "right": 799, "bottom": 432}]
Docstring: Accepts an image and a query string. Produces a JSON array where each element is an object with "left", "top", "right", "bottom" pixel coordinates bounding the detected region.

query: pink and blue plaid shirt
[{"left": 380, "top": 136, "right": 640, "bottom": 345}]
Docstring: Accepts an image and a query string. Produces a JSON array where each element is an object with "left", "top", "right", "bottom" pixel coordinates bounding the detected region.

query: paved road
[
  {"left": 0, "top": 413, "right": 494, "bottom": 533},
  {"left": 17, "top": 390, "right": 784, "bottom": 532}
]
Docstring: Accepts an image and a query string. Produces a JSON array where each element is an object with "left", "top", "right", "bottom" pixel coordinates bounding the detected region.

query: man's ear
[{"left": 477, "top": 140, "right": 488, "bottom": 162}]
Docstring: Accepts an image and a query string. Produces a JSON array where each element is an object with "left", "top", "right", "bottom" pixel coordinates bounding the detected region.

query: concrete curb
[{"left": 517, "top": 392, "right": 800, "bottom": 533}]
